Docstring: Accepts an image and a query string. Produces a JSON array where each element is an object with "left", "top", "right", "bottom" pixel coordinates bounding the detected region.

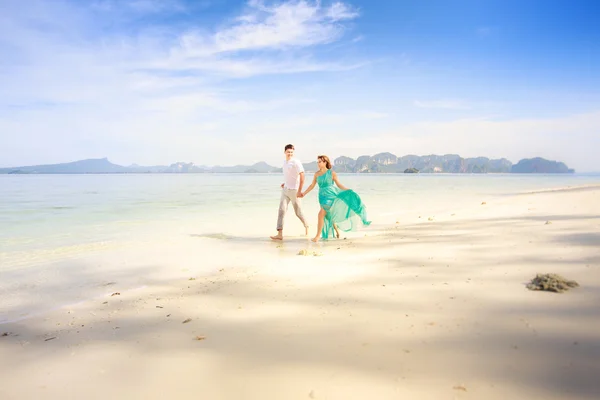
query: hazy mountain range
[{"left": 0, "top": 154, "right": 575, "bottom": 174}]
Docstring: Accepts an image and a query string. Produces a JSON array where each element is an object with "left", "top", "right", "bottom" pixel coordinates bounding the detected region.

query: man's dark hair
[{"left": 284, "top": 144, "right": 294, "bottom": 151}]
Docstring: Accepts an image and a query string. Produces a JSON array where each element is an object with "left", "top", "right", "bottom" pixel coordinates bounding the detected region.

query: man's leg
[
  {"left": 290, "top": 192, "right": 309, "bottom": 236},
  {"left": 270, "top": 190, "right": 290, "bottom": 240}
]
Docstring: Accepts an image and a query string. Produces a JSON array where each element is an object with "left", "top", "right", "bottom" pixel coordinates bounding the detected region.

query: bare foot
[
  {"left": 304, "top": 226, "right": 309, "bottom": 236},
  {"left": 332, "top": 223, "right": 340, "bottom": 239},
  {"left": 270, "top": 234, "right": 283, "bottom": 241},
  {"left": 311, "top": 236, "right": 320, "bottom": 242}
]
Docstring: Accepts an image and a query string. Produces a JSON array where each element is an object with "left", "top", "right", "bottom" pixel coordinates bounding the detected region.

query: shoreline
[{"left": 518, "top": 183, "right": 600, "bottom": 194}]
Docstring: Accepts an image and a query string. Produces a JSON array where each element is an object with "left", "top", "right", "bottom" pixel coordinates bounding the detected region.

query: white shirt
[{"left": 283, "top": 158, "right": 304, "bottom": 190}]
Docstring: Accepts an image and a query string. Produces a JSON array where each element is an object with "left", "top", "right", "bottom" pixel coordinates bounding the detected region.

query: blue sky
[{"left": 1, "top": 0, "right": 599, "bottom": 170}]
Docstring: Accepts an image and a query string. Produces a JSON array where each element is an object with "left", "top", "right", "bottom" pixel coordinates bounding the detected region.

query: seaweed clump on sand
[{"left": 526, "top": 273, "right": 579, "bottom": 293}]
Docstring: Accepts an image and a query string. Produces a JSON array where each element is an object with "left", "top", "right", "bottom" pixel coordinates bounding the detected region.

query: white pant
[{"left": 277, "top": 188, "right": 307, "bottom": 231}]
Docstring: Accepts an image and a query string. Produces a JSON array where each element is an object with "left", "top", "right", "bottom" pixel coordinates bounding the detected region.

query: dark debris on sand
[{"left": 526, "top": 273, "right": 579, "bottom": 293}]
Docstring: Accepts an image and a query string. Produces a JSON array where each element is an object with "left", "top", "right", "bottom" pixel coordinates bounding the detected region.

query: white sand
[{"left": 1, "top": 185, "right": 599, "bottom": 399}]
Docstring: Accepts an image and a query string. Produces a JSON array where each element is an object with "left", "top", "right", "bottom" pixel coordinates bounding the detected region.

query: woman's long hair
[{"left": 318, "top": 155, "right": 332, "bottom": 170}]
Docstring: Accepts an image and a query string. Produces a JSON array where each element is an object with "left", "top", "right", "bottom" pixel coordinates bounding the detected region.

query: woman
[{"left": 301, "top": 155, "right": 371, "bottom": 242}]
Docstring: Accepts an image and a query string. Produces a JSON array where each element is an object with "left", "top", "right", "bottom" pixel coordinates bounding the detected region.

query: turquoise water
[
  {"left": 2, "top": 173, "right": 600, "bottom": 260},
  {"left": 1, "top": 173, "right": 599, "bottom": 323}
]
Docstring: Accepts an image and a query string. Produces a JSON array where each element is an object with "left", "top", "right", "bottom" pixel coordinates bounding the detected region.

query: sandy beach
[{"left": 1, "top": 184, "right": 599, "bottom": 400}]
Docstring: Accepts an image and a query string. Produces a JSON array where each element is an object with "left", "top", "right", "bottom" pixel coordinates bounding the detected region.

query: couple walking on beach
[{"left": 270, "top": 144, "right": 370, "bottom": 242}]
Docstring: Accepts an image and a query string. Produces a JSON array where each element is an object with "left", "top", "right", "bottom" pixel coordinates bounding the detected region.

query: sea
[{"left": 1, "top": 173, "right": 600, "bottom": 323}]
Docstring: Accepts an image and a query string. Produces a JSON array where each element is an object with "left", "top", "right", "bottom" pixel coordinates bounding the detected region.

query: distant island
[
  {"left": 510, "top": 157, "right": 574, "bottom": 174},
  {"left": 0, "top": 154, "right": 575, "bottom": 174}
]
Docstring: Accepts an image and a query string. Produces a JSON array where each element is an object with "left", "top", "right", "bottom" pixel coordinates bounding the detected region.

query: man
[{"left": 270, "top": 144, "right": 309, "bottom": 240}]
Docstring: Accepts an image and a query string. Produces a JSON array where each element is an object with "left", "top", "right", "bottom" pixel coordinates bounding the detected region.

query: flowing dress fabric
[{"left": 317, "top": 170, "right": 371, "bottom": 239}]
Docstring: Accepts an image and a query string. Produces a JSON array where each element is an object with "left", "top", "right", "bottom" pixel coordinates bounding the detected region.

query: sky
[{"left": 1, "top": 0, "right": 599, "bottom": 171}]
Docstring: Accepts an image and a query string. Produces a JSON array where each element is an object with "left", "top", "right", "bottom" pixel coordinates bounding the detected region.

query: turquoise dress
[{"left": 317, "top": 169, "right": 371, "bottom": 239}]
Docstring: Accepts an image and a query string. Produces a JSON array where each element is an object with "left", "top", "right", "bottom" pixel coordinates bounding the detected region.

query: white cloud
[
  {"left": 0, "top": 0, "right": 365, "bottom": 167},
  {"left": 169, "top": 0, "right": 360, "bottom": 62},
  {"left": 326, "top": 1, "right": 360, "bottom": 21},
  {"left": 0, "top": 0, "right": 363, "bottom": 102}
]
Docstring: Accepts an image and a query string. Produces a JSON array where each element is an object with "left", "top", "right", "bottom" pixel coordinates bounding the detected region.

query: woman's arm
[
  {"left": 332, "top": 171, "right": 349, "bottom": 191},
  {"left": 301, "top": 174, "right": 318, "bottom": 197}
]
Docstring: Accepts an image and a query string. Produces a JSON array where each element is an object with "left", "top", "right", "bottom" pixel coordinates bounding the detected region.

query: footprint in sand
[{"left": 298, "top": 249, "right": 323, "bottom": 257}]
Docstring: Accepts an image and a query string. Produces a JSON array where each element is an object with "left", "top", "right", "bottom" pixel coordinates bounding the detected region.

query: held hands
[{"left": 280, "top": 184, "right": 305, "bottom": 198}]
